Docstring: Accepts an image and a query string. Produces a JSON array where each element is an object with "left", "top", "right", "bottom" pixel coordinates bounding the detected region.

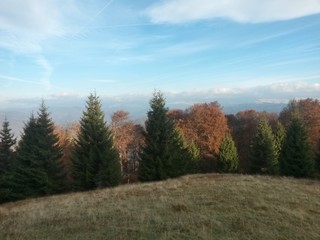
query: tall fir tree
[
  {"left": 0, "top": 118, "right": 17, "bottom": 202},
  {"left": 168, "top": 127, "right": 200, "bottom": 177},
  {"left": 250, "top": 117, "right": 279, "bottom": 175},
  {"left": 0, "top": 118, "right": 16, "bottom": 175},
  {"left": 139, "top": 91, "right": 194, "bottom": 182},
  {"left": 273, "top": 121, "right": 286, "bottom": 160},
  {"left": 217, "top": 132, "right": 239, "bottom": 173},
  {"left": 36, "top": 102, "right": 66, "bottom": 193},
  {"left": 1, "top": 102, "right": 66, "bottom": 202},
  {"left": 1, "top": 114, "right": 40, "bottom": 201},
  {"left": 280, "top": 113, "right": 315, "bottom": 178},
  {"left": 72, "top": 93, "right": 121, "bottom": 190}
]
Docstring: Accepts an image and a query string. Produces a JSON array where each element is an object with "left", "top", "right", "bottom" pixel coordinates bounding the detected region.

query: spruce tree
[
  {"left": 0, "top": 118, "right": 17, "bottom": 202},
  {"left": 250, "top": 117, "right": 279, "bottom": 175},
  {"left": 280, "top": 114, "right": 315, "bottom": 178},
  {"left": 168, "top": 127, "right": 199, "bottom": 177},
  {"left": 72, "top": 93, "right": 121, "bottom": 190},
  {"left": 0, "top": 118, "right": 16, "bottom": 175},
  {"left": 36, "top": 102, "right": 66, "bottom": 193},
  {"left": 8, "top": 102, "right": 65, "bottom": 200},
  {"left": 6, "top": 114, "right": 43, "bottom": 200},
  {"left": 273, "top": 121, "right": 286, "bottom": 159},
  {"left": 217, "top": 132, "right": 239, "bottom": 173},
  {"left": 139, "top": 91, "right": 194, "bottom": 182}
]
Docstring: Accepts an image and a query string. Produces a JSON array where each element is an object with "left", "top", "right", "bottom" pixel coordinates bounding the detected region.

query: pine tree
[
  {"left": 273, "top": 121, "right": 286, "bottom": 159},
  {"left": 217, "top": 132, "right": 239, "bottom": 173},
  {"left": 0, "top": 118, "right": 16, "bottom": 175},
  {"left": 72, "top": 93, "right": 121, "bottom": 190},
  {"left": 6, "top": 114, "right": 44, "bottom": 200},
  {"left": 1, "top": 102, "right": 66, "bottom": 202},
  {"left": 0, "top": 118, "right": 17, "bottom": 202},
  {"left": 250, "top": 117, "right": 279, "bottom": 175},
  {"left": 280, "top": 114, "right": 315, "bottom": 178},
  {"left": 139, "top": 91, "right": 194, "bottom": 182},
  {"left": 36, "top": 102, "right": 66, "bottom": 193},
  {"left": 168, "top": 127, "right": 199, "bottom": 177}
]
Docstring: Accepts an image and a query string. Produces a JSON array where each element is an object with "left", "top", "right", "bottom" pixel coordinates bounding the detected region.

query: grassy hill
[{"left": 0, "top": 174, "right": 319, "bottom": 240}]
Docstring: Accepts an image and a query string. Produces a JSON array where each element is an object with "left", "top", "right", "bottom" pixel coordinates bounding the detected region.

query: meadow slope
[{"left": 0, "top": 174, "right": 320, "bottom": 240}]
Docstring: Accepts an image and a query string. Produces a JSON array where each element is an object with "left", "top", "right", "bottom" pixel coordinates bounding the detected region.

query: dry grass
[{"left": 0, "top": 174, "right": 320, "bottom": 240}]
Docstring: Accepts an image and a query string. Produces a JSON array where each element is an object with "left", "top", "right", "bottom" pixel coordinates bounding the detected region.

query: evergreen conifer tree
[
  {"left": 250, "top": 117, "right": 279, "bottom": 175},
  {"left": 0, "top": 118, "right": 16, "bottom": 175},
  {"left": 0, "top": 118, "right": 17, "bottom": 202},
  {"left": 1, "top": 102, "right": 66, "bottom": 202},
  {"left": 280, "top": 113, "right": 315, "bottom": 178},
  {"left": 273, "top": 121, "right": 286, "bottom": 159},
  {"left": 72, "top": 93, "right": 121, "bottom": 190},
  {"left": 217, "top": 132, "right": 239, "bottom": 173},
  {"left": 7, "top": 114, "right": 45, "bottom": 200},
  {"left": 139, "top": 91, "right": 194, "bottom": 182},
  {"left": 168, "top": 127, "right": 199, "bottom": 177},
  {"left": 0, "top": 103, "right": 66, "bottom": 202}
]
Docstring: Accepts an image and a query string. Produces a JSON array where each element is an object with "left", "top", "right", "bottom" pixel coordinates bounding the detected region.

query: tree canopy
[
  {"left": 280, "top": 112, "right": 315, "bottom": 178},
  {"left": 139, "top": 91, "right": 195, "bottom": 181},
  {"left": 72, "top": 93, "right": 121, "bottom": 190}
]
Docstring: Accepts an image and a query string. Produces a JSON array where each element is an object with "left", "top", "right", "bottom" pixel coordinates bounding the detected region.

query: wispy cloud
[
  {"left": 145, "top": 0, "right": 320, "bottom": 24},
  {"left": 0, "top": 74, "right": 41, "bottom": 85},
  {"left": 36, "top": 56, "right": 53, "bottom": 89}
]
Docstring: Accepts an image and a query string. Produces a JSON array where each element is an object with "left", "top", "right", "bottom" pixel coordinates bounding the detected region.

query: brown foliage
[
  {"left": 111, "top": 110, "right": 143, "bottom": 183},
  {"left": 54, "top": 122, "right": 80, "bottom": 186},
  {"left": 227, "top": 110, "right": 260, "bottom": 172},
  {"left": 227, "top": 110, "right": 279, "bottom": 172},
  {"left": 168, "top": 102, "right": 228, "bottom": 171},
  {"left": 279, "top": 98, "right": 320, "bottom": 156}
]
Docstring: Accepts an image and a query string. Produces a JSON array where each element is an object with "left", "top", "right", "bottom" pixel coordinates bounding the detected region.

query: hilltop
[{"left": 0, "top": 174, "right": 319, "bottom": 240}]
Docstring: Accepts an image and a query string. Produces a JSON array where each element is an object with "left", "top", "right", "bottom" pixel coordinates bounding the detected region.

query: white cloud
[
  {"left": 0, "top": 0, "right": 81, "bottom": 54},
  {"left": 269, "top": 81, "right": 320, "bottom": 92},
  {"left": 0, "top": 74, "right": 41, "bottom": 84},
  {"left": 50, "top": 92, "right": 78, "bottom": 98},
  {"left": 256, "top": 98, "right": 290, "bottom": 104},
  {"left": 36, "top": 56, "right": 53, "bottom": 90},
  {"left": 0, "top": 0, "right": 64, "bottom": 37},
  {"left": 146, "top": 0, "right": 320, "bottom": 24}
]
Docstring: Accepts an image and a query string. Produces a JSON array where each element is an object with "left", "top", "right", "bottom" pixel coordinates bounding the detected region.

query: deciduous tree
[
  {"left": 227, "top": 110, "right": 260, "bottom": 172},
  {"left": 169, "top": 103, "right": 228, "bottom": 172},
  {"left": 54, "top": 122, "right": 80, "bottom": 188},
  {"left": 111, "top": 110, "right": 143, "bottom": 183}
]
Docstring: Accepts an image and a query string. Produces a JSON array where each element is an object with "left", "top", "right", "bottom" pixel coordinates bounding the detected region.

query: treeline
[{"left": 0, "top": 92, "right": 320, "bottom": 203}]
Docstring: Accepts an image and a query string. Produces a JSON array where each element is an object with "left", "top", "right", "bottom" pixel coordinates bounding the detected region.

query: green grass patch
[{"left": 1, "top": 174, "right": 320, "bottom": 239}]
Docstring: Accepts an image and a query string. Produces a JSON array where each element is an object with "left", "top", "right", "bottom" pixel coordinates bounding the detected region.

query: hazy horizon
[{"left": 0, "top": 0, "right": 319, "bottom": 119}]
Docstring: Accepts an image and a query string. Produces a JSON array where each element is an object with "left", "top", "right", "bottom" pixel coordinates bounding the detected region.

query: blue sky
[{"left": 0, "top": 0, "right": 320, "bottom": 109}]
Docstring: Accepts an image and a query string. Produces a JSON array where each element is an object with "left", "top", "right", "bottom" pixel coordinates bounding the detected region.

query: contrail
[
  {"left": 0, "top": 74, "right": 42, "bottom": 85},
  {"left": 75, "top": 0, "right": 115, "bottom": 37}
]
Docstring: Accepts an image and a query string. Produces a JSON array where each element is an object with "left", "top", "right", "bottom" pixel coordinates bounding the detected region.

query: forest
[{"left": 0, "top": 92, "right": 319, "bottom": 203}]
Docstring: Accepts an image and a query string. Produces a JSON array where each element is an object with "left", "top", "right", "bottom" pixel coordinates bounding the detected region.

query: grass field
[{"left": 0, "top": 174, "right": 320, "bottom": 240}]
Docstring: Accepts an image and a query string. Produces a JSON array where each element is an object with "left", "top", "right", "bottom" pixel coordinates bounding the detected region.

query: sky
[{"left": 0, "top": 0, "right": 320, "bottom": 111}]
